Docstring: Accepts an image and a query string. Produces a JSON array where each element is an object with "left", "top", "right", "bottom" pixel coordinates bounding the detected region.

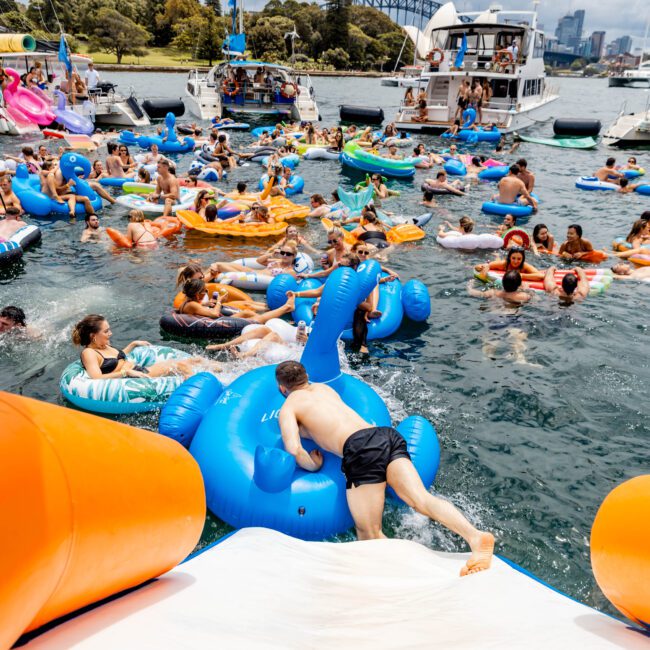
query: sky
[{"left": 241, "top": 0, "right": 649, "bottom": 48}]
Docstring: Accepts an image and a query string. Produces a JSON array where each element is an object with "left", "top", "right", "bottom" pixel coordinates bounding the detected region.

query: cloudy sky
[{"left": 242, "top": 0, "right": 649, "bottom": 47}]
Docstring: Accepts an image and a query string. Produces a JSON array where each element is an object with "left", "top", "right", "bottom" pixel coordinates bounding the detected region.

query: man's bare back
[
  {"left": 498, "top": 175, "right": 527, "bottom": 203},
  {"left": 281, "top": 383, "right": 368, "bottom": 456}
]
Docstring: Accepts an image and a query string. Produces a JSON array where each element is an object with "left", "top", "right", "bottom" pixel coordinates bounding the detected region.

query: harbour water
[{"left": 1, "top": 74, "right": 648, "bottom": 617}]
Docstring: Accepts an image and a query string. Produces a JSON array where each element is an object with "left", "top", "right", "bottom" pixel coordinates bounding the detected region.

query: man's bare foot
[
  {"left": 460, "top": 532, "right": 495, "bottom": 577},
  {"left": 368, "top": 310, "right": 382, "bottom": 319}
]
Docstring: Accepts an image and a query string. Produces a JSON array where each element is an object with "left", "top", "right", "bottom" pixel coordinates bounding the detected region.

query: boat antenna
[{"left": 47, "top": 0, "right": 65, "bottom": 35}]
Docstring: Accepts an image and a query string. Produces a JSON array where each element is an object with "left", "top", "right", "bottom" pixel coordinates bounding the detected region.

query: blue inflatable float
[
  {"left": 478, "top": 165, "right": 509, "bottom": 181},
  {"left": 482, "top": 192, "right": 539, "bottom": 218},
  {"left": 260, "top": 153, "right": 299, "bottom": 170},
  {"left": 186, "top": 266, "right": 440, "bottom": 540},
  {"left": 12, "top": 153, "right": 103, "bottom": 217},
  {"left": 119, "top": 113, "right": 195, "bottom": 153},
  {"left": 443, "top": 158, "right": 467, "bottom": 176},
  {"left": 259, "top": 173, "right": 304, "bottom": 196}
]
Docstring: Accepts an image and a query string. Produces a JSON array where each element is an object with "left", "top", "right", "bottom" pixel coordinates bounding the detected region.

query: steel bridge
[{"left": 351, "top": 0, "right": 471, "bottom": 29}]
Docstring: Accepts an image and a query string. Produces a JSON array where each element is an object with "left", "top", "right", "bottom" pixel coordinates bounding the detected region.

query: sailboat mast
[{"left": 239, "top": 0, "right": 244, "bottom": 35}]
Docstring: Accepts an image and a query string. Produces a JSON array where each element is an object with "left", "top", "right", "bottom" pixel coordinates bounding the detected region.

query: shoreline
[{"left": 93, "top": 64, "right": 385, "bottom": 77}]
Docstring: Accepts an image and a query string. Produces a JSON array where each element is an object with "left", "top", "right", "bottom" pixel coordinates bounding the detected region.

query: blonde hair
[
  {"left": 280, "top": 240, "right": 298, "bottom": 254},
  {"left": 129, "top": 209, "right": 145, "bottom": 223},
  {"left": 459, "top": 216, "right": 474, "bottom": 233},
  {"left": 327, "top": 227, "right": 343, "bottom": 241},
  {"left": 176, "top": 262, "right": 203, "bottom": 287}
]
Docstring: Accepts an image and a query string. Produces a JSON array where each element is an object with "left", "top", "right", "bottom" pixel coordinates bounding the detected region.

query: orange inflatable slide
[{"left": 0, "top": 392, "right": 205, "bottom": 649}]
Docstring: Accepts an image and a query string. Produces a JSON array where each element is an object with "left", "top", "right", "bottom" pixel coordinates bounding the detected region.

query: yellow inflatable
[
  {"left": 591, "top": 474, "right": 650, "bottom": 629},
  {"left": 321, "top": 217, "right": 425, "bottom": 246},
  {"left": 0, "top": 392, "right": 205, "bottom": 649},
  {"left": 173, "top": 282, "right": 255, "bottom": 310},
  {"left": 177, "top": 210, "right": 288, "bottom": 237}
]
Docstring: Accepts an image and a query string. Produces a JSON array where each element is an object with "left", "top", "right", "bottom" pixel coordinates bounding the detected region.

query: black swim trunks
[{"left": 341, "top": 427, "right": 411, "bottom": 489}]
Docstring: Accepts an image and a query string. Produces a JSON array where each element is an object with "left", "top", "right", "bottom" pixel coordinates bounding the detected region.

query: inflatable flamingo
[{"left": 3, "top": 67, "right": 56, "bottom": 126}]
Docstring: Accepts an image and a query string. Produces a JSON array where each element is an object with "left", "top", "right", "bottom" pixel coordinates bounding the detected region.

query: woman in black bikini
[
  {"left": 73, "top": 314, "right": 217, "bottom": 379},
  {"left": 350, "top": 206, "right": 390, "bottom": 249}
]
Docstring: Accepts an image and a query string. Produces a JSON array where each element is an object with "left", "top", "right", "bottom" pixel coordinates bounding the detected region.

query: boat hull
[{"left": 608, "top": 77, "right": 650, "bottom": 88}]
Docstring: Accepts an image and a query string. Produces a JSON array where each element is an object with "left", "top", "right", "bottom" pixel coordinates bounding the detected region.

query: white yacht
[
  {"left": 185, "top": 61, "right": 319, "bottom": 122},
  {"left": 381, "top": 65, "right": 426, "bottom": 87},
  {"left": 608, "top": 61, "right": 650, "bottom": 88},
  {"left": 0, "top": 51, "right": 150, "bottom": 132},
  {"left": 394, "top": 6, "right": 558, "bottom": 133},
  {"left": 603, "top": 100, "right": 650, "bottom": 146}
]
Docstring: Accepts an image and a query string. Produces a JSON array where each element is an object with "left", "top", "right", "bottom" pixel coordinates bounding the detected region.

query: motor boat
[{"left": 603, "top": 100, "right": 650, "bottom": 146}]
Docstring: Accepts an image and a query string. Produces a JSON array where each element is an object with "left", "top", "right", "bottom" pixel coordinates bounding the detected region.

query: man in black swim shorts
[{"left": 276, "top": 361, "right": 495, "bottom": 576}]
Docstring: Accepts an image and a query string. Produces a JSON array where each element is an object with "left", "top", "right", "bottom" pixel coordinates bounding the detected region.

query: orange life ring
[
  {"left": 222, "top": 79, "right": 240, "bottom": 97},
  {"left": 426, "top": 48, "right": 444, "bottom": 66},
  {"left": 494, "top": 50, "right": 514, "bottom": 66},
  {"left": 280, "top": 82, "right": 298, "bottom": 99}
]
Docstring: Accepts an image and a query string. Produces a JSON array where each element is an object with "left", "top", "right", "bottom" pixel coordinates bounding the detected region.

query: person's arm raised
[
  {"left": 279, "top": 403, "right": 323, "bottom": 472},
  {"left": 574, "top": 267, "right": 590, "bottom": 300},
  {"left": 543, "top": 266, "right": 558, "bottom": 294}
]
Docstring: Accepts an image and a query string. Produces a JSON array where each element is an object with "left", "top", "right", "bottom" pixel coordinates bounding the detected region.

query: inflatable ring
[
  {"left": 426, "top": 47, "right": 444, "bottom": 66},
  {"left": 280, "top": 82, "right": 298, "bottom": 99},
  {"left": 160, "top": 312, "right": 250, "bottom": 340},
  {"left": 502, "top": 228, "right": 530, "bottom": 249},
  {"left": 437, "top": 232, "right": 504, "bottom": 250},
  {"left": 630, "top": 254, "right": 650, "bottom": 267},
  {"left": 494, "top": 50, "right": 514, "bottom": 66},
  {"left": 222, "top": 79, "right": 240, "bottom": 97},
  {"left": 59, "top": 345, "right": 193, "bottom": 414}
]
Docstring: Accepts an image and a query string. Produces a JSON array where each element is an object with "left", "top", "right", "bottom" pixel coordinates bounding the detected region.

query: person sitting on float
[
  {"left": 412, "top": 99, "right": 429, "bottom": 124},
  {"left": 442, "top": 119, "right": 461, "bottom": 137},
  {"left": 621, "top": 156, "right": 641, "bottom": 171},
  {"left": 267, "top": 224, "right": 321, "bottom": 256},
  {"left": 73, "top": 314, "right": 217, "bottom": 380},
  {"left": 347, "top": 206, "right": 390, "bottom": 250},
  {"left": 306, "top": 193, "right": 331, "bottom": 218},
  {"left": 299, "top": 228, "right": 350, "bottom": 280},
  {"left": 612, "top": 219, "right": 650, "bottom": 259},
  {"left": 176, "top": 278, "right": 297, "bottom": 322},
  {"left": 495, "top": 213, "right": 518, "bottom": 237},
  {"left": 558, "top": 224, "right": 599, "bottom": 261},
  {"left": 476, "top": 247, "right": 544, "bottom": 282},
  {"left": 467, "top": 269, "right": 531, "bottom": 305},
  {"left": 209, "top": 240, "right": 300, "bottom": 278},
  {"left": 423, "top": 170, "right": 465, "bottom": 196},
  {"left": 437, "top": 216, "right": 475, "bottom": 238}
]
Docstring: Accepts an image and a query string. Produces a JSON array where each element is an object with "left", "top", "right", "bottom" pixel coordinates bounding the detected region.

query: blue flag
[
  {"left": 222, "top": 33, "right": 246, "bottom": 55},
  {"left": 58, "top": 34, "right": 72, "bottom": 75},
  {"left": 454, "top": 33, "right": 467, "bottom": 68}
]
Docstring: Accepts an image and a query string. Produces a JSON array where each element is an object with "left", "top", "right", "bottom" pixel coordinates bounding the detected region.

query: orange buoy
[
  {"left": 591, "top": 475, "right": 650, "bottom": 629},
  {"left": 0, "top": 392, "right": 205, "bottom": 648}
]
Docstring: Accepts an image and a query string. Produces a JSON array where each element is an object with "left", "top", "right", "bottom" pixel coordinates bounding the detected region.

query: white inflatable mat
[{"left": 24, "top": 527, "right": 646, "bottom": 649}]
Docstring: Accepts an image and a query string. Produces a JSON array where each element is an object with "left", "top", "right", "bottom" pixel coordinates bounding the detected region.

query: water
[{"left": 2, "top": 74, "right": 649, "bottom": 618}]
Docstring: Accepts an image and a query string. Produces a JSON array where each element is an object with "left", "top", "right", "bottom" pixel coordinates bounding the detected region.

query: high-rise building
[
  {"left": 590, "top": 31, "right": 606, "bottom": 59},
  {"left": 554, "top": 10, "right": 586, "bottom": 54},
  {"left": 617, "top": 35, "right": 633, "bottom": 55}
]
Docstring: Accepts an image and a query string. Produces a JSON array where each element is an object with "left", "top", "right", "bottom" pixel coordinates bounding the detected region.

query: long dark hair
[{"left": 505, "top": 247, "right": 525, "bottom": 270}]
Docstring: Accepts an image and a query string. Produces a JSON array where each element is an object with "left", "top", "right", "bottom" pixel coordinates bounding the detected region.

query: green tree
[
  {"left": 323, "top": 0, "right": 350, "bottom": 51},
  {"left": 321, "top": 46, "right": 349, "bottom": 70},
  {"left": 77, "top": 0, "right": 139, "bottom": 36},
  {"left": 137, "top": 0, "right": 171, "bottom": 46},
  {"left": 248, "top": 15, "right": 294, "bottom": 62},
  {"left": 205, "top": 0, "right": 222, "bottom": 17},
  {"left": 347, "top": 24, "right": 372, "bottom": 69},
  {"left": 570, "top": 58, "right": 586, "bottom": 71},
  {"left": 26, "top": 0, "right": 78, "bottom": 33},
  {"left": 0, "top": 9, "right": 39, "bottom": 33},
  {"left": 157, "top": 0, "right": 202, "bottom": 44},
  {"left": 88, "top": 7, "right": 150, "bottom": 64},
  {"left": 171, "top": 7, "right": 225, "bottom": 64}
]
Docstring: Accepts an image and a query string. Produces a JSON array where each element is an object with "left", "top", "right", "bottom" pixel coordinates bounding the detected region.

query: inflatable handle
[
  {"left": 355, "top": 259, "right": 382, "bottom": 303},
  {"left": 54, "top": 89, "right": 66, "bottom": 111},
  {"left": 401, "top": 279, "right": 431, "bottom": 322},
  {"left": 301, "top": 267, "right": 360, "bottom": 383},
  {"left": 159, "top": 373, "right": 224, "bottom": 447},
  {"left": 267, "top": 274, "right": 298, "bottom": 310},
  {"left": 253, "top": 445, "right": 296, "bottom": 493},
  {"left": 467, "top": 132, "right": 479, "bottom": 145},
  {"left": 388, "top": 415, "right": 440, "bottom": 502},
  {"left": 462, "top": 107, "right": 476, "bottom": 128},
  {"left": 60, "top": 151, "right": 91, "bottom": 181},
  {"left": 164, "top": 111, "right": 178, "bottom": 143}
]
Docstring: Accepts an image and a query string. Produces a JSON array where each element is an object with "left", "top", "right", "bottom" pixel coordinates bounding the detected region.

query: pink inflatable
[{"left": 3, "top": 68, "right": 56, "bottom": 126}]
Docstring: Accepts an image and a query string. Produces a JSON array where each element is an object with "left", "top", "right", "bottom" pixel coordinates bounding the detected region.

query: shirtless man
[
  {"left": 543, "top": 266, "right": 589, "bottom": 303},
  {"left": 276, "top": 360, "right": 494, "bottom": 575},
  {"left": 611, "top": 262, "right": 650, "bottom": 281},
  {"left": 384, "top": 144, "right": 403, "bottom": 160},
  {"left": 0, "top": 207, "right": 27, "bottom": 240},
  {"left": 594, "top": 157, "right": 625, "bottom": 185},
  {"left": 0, "top": 176, "right": 23, "bottom": 214},
  {"left": 423, "top": 170, "right": 465, "bottom": 196},
  {"left": 105, "top": 143, "right": 125, "bottom": 178},
  {"left": 147, "top": 160, "right": 179, "bottom": 217},
  {"left": 52, "top": 162, "right": 97, "bottom": 217},
  {"left": 39, "top": 161, "right": 79, "bottom": 218},
  {"left": 558, "top": 224, "right": 594, "bottom": 260},
  {"left": 467, "top": 270, "right": 531, "bottom": 305},
  {"left": 516, "top": 158, "right": 535, "bottom": 192},
  {"left": 493, "top": 164, "right": 537, "bottom": 210},
  {"left": 142, "top": 143, "right": 167, "bottom": 166},
  {"left": 80, "top": 214, "right": 105, "bottom": 243}
]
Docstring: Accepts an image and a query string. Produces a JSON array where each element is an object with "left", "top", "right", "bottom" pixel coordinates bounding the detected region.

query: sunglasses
[
  {"left": 327, "top": 238, "right": 339, "bottom": 244},
  {"left": 279, "top": 250, "right": 295, "bottom": 257},
  {"left": 357, "top": 249, "right": 370, "bottom": 255}
]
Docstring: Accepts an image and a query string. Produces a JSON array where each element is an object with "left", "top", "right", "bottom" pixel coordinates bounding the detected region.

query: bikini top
[{"left": 87, "top": 348, "right": 126, "bottom": 374}]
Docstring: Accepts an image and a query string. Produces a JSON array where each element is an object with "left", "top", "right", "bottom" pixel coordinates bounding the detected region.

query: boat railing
[
  {"left": 220, "top": 79, "right": 297, "bottom": 106},
  {"left": 441, "top": 48, "right": 524, "bottom": 74}
]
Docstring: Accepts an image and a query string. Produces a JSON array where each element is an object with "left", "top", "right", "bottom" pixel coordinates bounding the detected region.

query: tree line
[{"left": 0, "top": 0, "right": 412, "bottom": 69}]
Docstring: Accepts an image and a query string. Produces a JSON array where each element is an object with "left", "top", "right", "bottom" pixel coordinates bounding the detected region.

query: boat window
[
  {"left": 522, "top": 79, "right": 542, "bottom": 96},
  {"left": 492, "top": 79, "right": 509, "bottom": 98},
  {"left": 534, "top": 32, "right": 544, "bottom": 58}
]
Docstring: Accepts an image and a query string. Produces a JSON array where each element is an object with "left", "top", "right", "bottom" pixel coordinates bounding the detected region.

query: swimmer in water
[
  {"left": 423, "top": 170, "right": 465, "bottom": 196},
  {"left": 492, "top": 164, "right": 537, "bottom": 210},
  {"left": 496, "top": 213, "right": 517, "bottom": 237},
  {"left": 275, "top": 360, "right": 495, "bottom": 574},
  {"left": 613, "top": 219, "right": 650, "bottom": 258},
  {"left": 543, "top": 266, "right": 590, "bottom": 303},
  {"left": 80, "top": 214, "right": 105, "bottom": 243},
  {"left": 476, "top": 248, "right": 543, "bottom": 282},
  {"left": 437, "top": 215, "right": 474, "bottom": 238},
  {"left": 558, "top": 224, "right": 601, "bottom": 261},
  {"left": 594, "top": 157, "right": 625, "bottom": 185},
  {"left": 0, "top": 206, "right": 27, "bottom": 240},
  {"left": 126, "top": 210, "right": 157, "bottom": 248},
  {"left": 531, "top": 223, "right": 556, "bottom": 255},
  {"left": 0, "top": 306, "right": 26, "bottom": 334},
  {"left": 467, "top": 269, "right": 531, "bottom": 305}
]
